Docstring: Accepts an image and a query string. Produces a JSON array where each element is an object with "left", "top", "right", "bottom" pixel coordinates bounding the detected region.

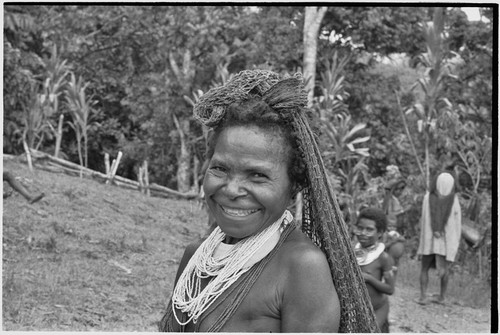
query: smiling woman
[
  {"left": 159, "top": 70, "right": 378, "bottom": 333},
  {"left": 204, "top": 126, "right": 293, "bottom": 243}
]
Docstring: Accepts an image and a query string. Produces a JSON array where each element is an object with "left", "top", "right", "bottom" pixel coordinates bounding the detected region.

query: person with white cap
[{"left": 416, "top": 171, "right": 462, "bottom": 305}]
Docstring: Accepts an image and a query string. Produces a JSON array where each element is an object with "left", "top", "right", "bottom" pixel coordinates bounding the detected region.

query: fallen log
[
  {"left": 30, "top": 150, "right": 135, "bottom": 185},
  {"left": 14, "top": 149, "right": 199, "bottom": 200},
  {"left": 144, "top": 160, "right": 150, "bottom": 196},
  {"left": 149, "top": 183, "right": 198, "bottom": 199},
  {"left": 3, "top": 154, "right": 18, "bottom": 160}
]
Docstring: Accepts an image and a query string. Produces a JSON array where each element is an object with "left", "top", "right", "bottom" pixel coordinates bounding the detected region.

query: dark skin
[
  {"left": 3, "top": 171, "right": 44, "bottom": 204},
  {"left": 169, "top": 126, "right": 340, "bottom": 332},
  {"left": 172, "top": 228, "right": 340, "bottom": 332},
  {"left": 382, "top": 232, "right": 405, "bottom": 278},
  {"left": 386, "top": 241, "right": 405, "bottom": 267},
  {"left": 360, "top": 252, "right": 395, "bottom": 306},
  {"left": 360, "top": 252, "right": 394, "bottom": 331},
  {"left": 419, "top": 254, "right": 450, "bottom": 304},
  {"left": 356, "top": 218, "right": 395, "bottom": 330}
]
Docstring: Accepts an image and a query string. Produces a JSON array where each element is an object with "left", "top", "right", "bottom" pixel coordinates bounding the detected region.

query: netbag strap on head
[
  {"left": 194, "top": 70, "right": 306, "bottom": 126},
  {"left": 193, "top": 70, "right": 379, "bottom": 333}
]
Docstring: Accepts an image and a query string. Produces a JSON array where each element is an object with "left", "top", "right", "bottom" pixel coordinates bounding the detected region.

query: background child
[{"left": 354, "top": 207, "right": 395, "bottom": 332}]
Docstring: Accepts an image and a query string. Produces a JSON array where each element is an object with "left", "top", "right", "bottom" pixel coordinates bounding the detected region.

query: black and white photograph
[{"left": 2, "top": 4, "right": 495, "bottom": 332}]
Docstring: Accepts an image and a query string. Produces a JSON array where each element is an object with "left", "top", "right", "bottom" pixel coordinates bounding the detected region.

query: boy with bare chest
[{"left": 354, "top": 208, "right": 395, "bottom": 332}]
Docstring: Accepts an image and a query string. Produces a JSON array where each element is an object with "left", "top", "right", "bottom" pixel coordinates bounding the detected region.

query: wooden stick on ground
[
  {"left": 22, "top": 139, "right": 33, "bottom": 172},
  {"left": 24, "top": 149, "right": 199, "bottom": 199},
  {"left": 138, "top": 166, "right": 144, "bottom": 193},
  {"left": 54, "top": 114, "right": 64, "bottom": 158},
  {"left": 108, "top": 158, "right": 116, "bottom": 183},
  {"left": 107, "top": 151, "right": 122, "bottom": 185},
  {"left": 104, "top": 153, "right": 110, "bottom": 175},
  {"left": 143, "top": 160, "right": 150, "bottom": 196}
]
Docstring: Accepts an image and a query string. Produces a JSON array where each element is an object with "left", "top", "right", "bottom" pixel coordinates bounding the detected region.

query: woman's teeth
[{"left": 221, "top": 206, "right": 259, "bottom": 217}]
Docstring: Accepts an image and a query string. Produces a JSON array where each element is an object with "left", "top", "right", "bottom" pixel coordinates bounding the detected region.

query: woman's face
[{"left": 203, "top": 125, "right": 294, "bottom": 244}]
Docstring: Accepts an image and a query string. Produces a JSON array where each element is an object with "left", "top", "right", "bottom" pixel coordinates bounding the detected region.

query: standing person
[
  {"left": 159, "top": 70, "right": 378, "bottom": 332},
  {"left": 354, "top": 207, "right": 395, "bottom": 332},
  {"left": 417, "top": 172, "right": 462, "bottom": 305},
  {"left": 382, "top": 179, "right": 407, "bottom": 274},
  {"left": 383, "top": 178, "right": 406, "bottom": 231}
]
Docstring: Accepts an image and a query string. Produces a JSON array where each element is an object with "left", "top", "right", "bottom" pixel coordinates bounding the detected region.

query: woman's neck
[{"left": 224, "top": 235, "right": 241, "bottom": 244}]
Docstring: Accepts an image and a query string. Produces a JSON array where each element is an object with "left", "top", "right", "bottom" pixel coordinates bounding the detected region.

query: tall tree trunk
[
  {"left": 425, "top": 132, "right": 430, "bottom": 190},
  {"left": 298, "top": 6, "right": 327, "bottom": 222},
  {"left": 173, "top": 114, "right": 191, "bottom": 193},
  {"left": 303, "top": 6, "right": 327, "bottom": 105},
  {"left": 169, "top": 50, "right": 195, "bottom": 192},
  {"left": 192, "top": 154, "right": 200, "bottom": 193},
  {"left": 395, "top": 91, "right": 425, "bottom": 179}
]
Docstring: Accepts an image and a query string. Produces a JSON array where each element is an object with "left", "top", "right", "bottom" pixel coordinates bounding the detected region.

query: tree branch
[{"left": 395, "top": 90, "right": 426, "bottom": 179}]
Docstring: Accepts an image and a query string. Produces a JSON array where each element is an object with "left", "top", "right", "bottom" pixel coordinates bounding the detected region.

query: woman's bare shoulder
[
  {"left": 278, "top": 228, "right": 329, "bottom": 268},
  {"left": 275, "top": 227, "right": 339, "bottom": 332}
]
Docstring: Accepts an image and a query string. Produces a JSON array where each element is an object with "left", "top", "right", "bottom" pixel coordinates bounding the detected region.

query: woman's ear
[{"left": 290, "top": 183, "right": 303, "bottom": 201}]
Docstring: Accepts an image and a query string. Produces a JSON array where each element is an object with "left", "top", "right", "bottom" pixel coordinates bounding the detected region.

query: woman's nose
[{"left": 223, "top": 177, "right": 247, "bottom": 199}]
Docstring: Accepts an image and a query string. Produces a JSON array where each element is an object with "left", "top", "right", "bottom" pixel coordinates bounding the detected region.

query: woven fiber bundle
[
  {"left": 181, "top": 69, "right": 378, "bottom": 332},
  {"left": 293, "top": 113, "right": 379, "bottom": 332}
]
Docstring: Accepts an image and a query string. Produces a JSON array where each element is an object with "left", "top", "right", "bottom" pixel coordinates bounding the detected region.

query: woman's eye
[
  {"left": 209, "top": 166, "right": 227, "bottom": 173},
  {"left": 251, "top": 172, "right": 268, "bottom": 179}
]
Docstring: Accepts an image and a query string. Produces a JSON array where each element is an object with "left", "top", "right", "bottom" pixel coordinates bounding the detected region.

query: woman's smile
[{"left": 219, "top": 204, "right": 261, "bottom": 217}]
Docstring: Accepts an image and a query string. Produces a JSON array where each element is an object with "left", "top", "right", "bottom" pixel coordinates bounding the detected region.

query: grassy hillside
[
  {"left": 2, "top": 156, "right": 492, "bottom": 332},
  {"left": 2, "top": 157, "right": 207, "bottom": 331}
]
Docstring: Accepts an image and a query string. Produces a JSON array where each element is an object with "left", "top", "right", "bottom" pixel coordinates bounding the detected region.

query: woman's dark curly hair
[
  {"left": 356, "top": 207, "right": 388, "bottom": 233},
  {"left": 206, "top": 96, "right": 308, "bottom": 196}
]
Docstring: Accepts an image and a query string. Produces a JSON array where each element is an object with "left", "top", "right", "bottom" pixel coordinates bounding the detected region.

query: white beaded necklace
[{"left": 172, "top": 210, "right": 293, "bottom": 325}]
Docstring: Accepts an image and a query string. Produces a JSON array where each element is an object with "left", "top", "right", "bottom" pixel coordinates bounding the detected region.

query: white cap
[{"left": 436, "top": 172, "right": 454, "bottom": 196}]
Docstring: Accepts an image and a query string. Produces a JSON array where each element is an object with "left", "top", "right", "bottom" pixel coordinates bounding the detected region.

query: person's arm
[
  {"left": 281, "top": 246, "right": 340, "bottom": 332},
  {"left": 362, "top": 253, "right": 395, "bottom": 295}
]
